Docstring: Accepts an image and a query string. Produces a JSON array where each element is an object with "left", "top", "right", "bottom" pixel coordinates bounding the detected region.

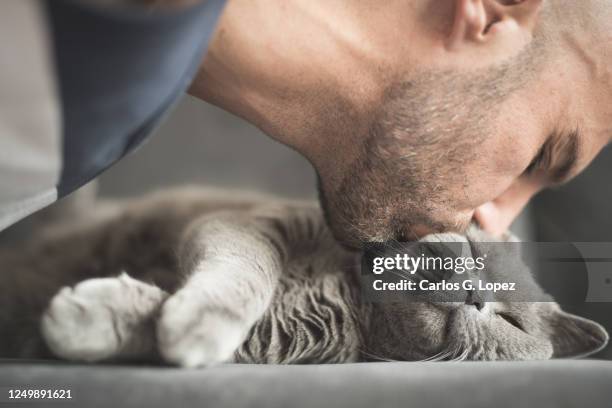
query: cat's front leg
[{"left": 157, "top": 210, "right": 292, "bottom": 367}]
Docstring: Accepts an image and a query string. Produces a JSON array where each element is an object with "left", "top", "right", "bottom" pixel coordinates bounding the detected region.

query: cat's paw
[
  {"left": 41, "top": 274, "right": 166, "bottom": 362},
  {"left": 157, "top": 291, "right": 246, "bottom": 368}
]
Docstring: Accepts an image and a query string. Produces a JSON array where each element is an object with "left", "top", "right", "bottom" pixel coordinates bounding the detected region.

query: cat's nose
[{"left": 465, "top": 290, "right": 486, "bottom": 311}]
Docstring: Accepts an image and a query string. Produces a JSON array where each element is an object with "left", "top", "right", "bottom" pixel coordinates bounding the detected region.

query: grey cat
[{"left": 0, "top": 187, "right": 608, "bottom": 366}]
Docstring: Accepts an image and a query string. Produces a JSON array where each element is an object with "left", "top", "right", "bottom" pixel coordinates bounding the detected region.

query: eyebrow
[{"left": 526, "top": 128, "right": 581, "bottom": 184}]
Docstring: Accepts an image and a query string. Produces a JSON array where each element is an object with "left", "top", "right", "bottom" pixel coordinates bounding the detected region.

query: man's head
[{"left": 195, "top": 0, "right": 612, "bottom": 247}]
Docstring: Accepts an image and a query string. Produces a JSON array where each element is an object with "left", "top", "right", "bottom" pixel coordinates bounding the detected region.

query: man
[{"left": 2, "top": 0, "right": 611, "bottom": 247}]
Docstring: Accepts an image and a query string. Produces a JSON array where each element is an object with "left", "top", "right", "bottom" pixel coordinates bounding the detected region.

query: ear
[
  {"left": 548, "top": 310, "right": 609, "bottom": 358},
  {"left": 446, "top": 0, "right": 543, "bottom": 51}
]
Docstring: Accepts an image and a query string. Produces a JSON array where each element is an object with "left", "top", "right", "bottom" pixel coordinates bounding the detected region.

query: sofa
[{"left": 2, "top": 360, "right": 611, "bottom": 408}]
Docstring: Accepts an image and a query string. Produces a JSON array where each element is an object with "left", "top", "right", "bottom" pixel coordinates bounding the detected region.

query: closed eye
[
  {"left": 523, "top": 129, "right": 581, "bottom": 184},
  {"left": 497, "top": 312, "right": 524, "bottom": 332}
]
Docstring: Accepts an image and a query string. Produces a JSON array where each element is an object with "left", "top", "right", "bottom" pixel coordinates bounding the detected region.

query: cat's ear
[{"left": 548, "top": 310, "right": 609, "bottom": 358}]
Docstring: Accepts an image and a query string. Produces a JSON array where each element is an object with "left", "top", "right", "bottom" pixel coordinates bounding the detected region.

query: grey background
[
  {"left": 99, "top": 96, "right": 317, "bottom": 199},
  {"left": 532, "top": 144, "right": 612, "bottom": 359}
]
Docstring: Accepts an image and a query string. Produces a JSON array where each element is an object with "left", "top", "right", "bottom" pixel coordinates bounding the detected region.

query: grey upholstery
[{"left": 1, "top": 361, "right": 611, "bottom": 408}]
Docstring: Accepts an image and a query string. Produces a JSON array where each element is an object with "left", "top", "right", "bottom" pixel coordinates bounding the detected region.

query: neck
[{"left": 189, "top": 0, "right": 394, "bottom": 173}]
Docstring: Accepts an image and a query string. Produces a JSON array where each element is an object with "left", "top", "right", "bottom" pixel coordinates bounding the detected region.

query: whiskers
[
  {"left": 359, "top": 345, "right": 472, "bottom": 363},
  {"left": 359, "top": 349, "right": 401, "bottom": 363},
  {"left": 417, "top": 346, "right": 470, "bottom": 362},
  {"left": 419, "top": 349, "right": 455, "bottom": 362},
  {"left": 446, "top": 347, "right": 471, "bottom": 362}
]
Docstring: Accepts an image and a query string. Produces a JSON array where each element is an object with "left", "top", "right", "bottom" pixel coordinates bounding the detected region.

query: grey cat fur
[{"left": 0, "top": 187, "right": 608, "bottom": 367}]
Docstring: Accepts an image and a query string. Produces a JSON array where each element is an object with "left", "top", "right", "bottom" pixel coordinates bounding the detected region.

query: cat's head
[{"left": 365, "top": 229, "right": 609, "bottom": 361}]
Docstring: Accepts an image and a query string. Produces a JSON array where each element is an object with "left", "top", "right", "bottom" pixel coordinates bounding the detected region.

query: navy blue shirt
[{"left": 0, "top": 0, "right": 226, "bottom": 229}]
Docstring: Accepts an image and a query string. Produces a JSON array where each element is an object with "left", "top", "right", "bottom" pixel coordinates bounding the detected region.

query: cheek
[{"left": 408, "top": 306, "right": 448, "bottom": 348}]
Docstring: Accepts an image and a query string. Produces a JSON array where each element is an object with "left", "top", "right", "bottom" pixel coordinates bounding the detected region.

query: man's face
[
  {"left": 316, "top": 0, "right": 612, "bottom": 247},
  {"left": 319, "top": 73, "right": 610, "bottom": 247}
]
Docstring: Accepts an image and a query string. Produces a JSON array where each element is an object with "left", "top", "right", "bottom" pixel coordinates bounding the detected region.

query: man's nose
[{"left": 473, "top": 178, "right": 541, "bottom": 237}]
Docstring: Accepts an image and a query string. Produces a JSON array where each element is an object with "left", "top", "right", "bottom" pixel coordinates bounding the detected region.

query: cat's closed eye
[{"left": 497, "top": 312, "right": 524, "bottom": 332}]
